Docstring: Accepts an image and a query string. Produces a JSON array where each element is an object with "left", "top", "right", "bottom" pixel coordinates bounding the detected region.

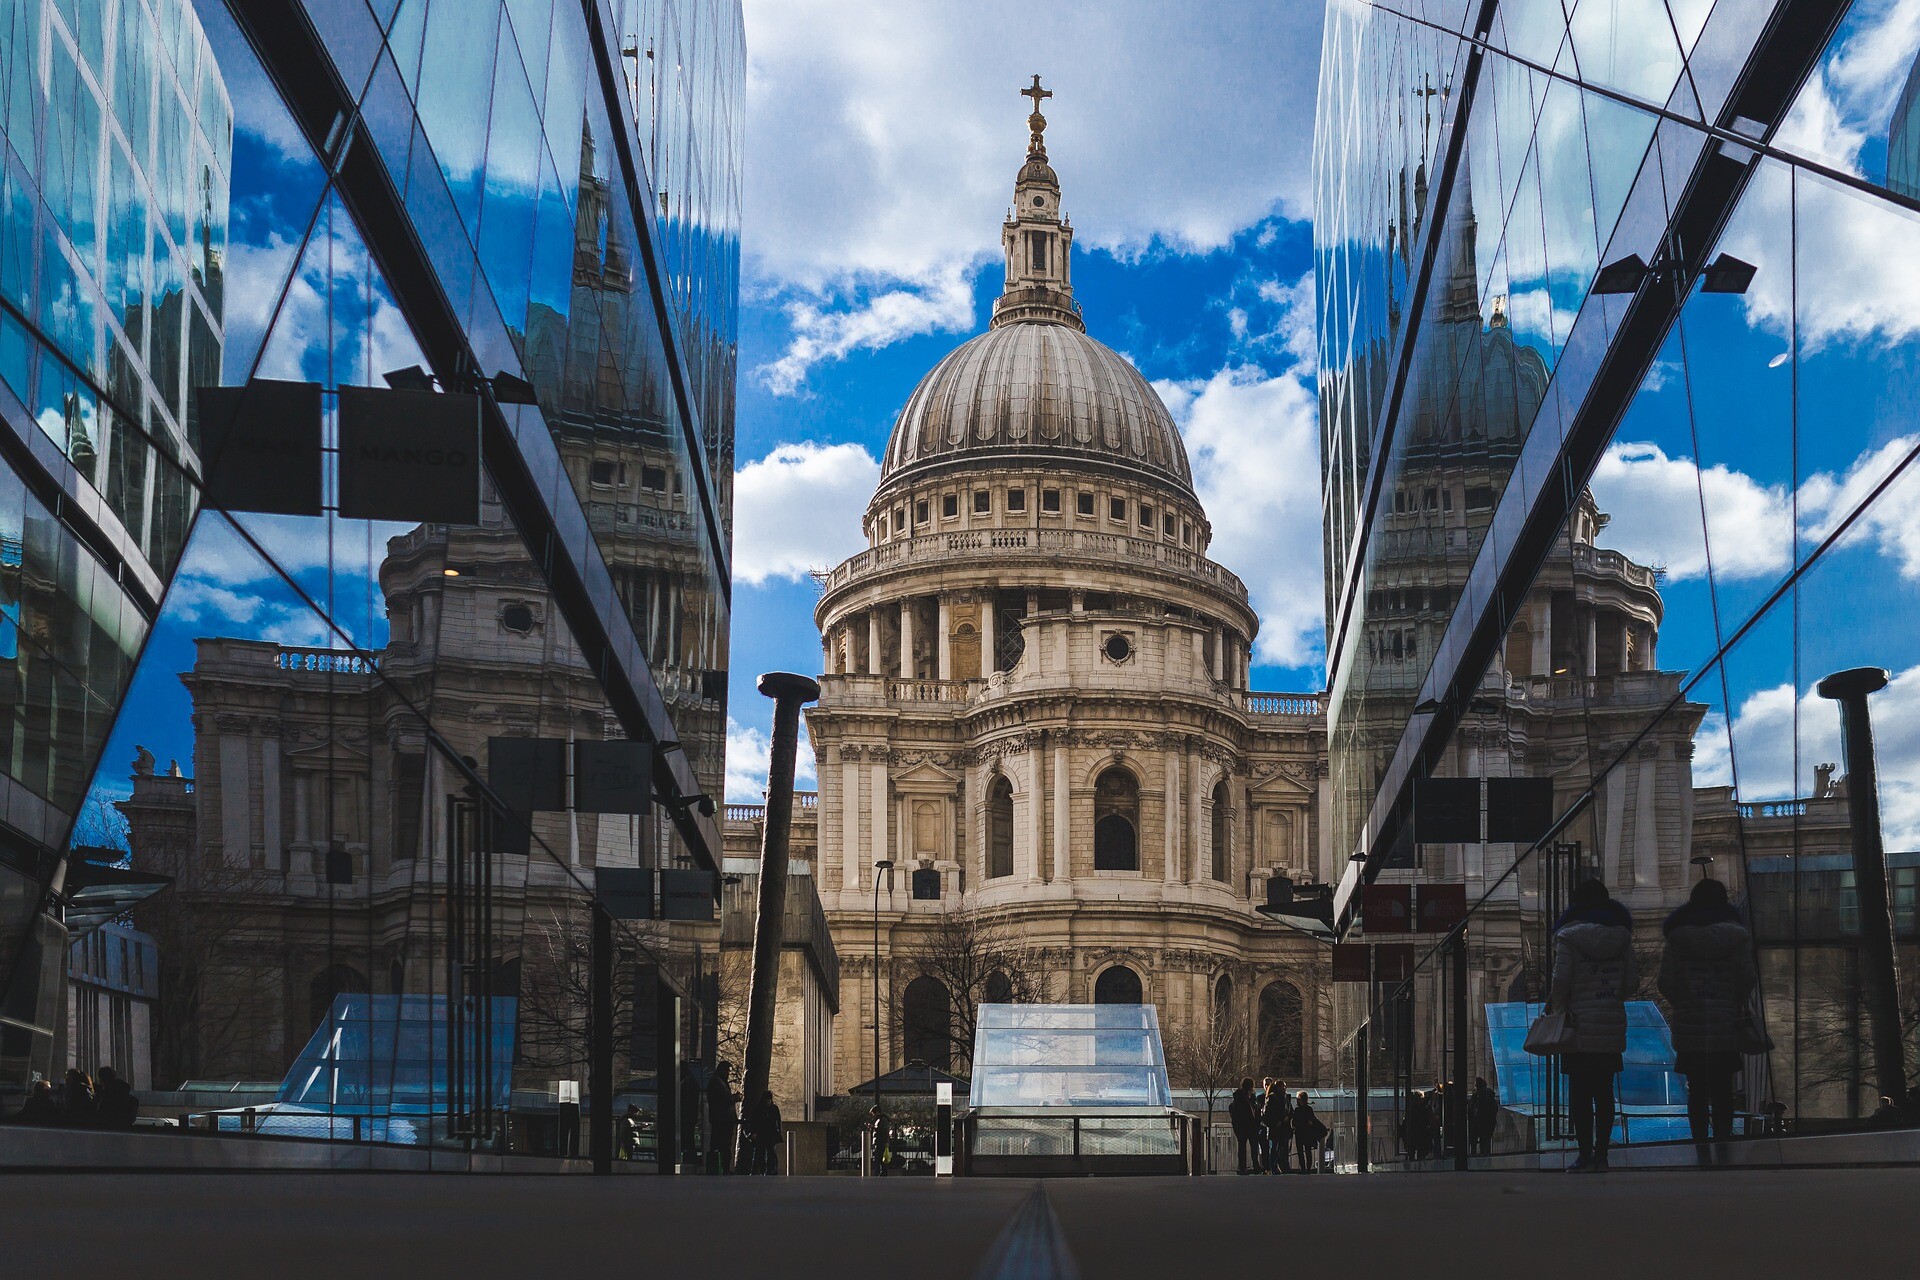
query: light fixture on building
[
  {"left": 442, "top": 567, "right": 462, "bottom": 577},
  {"left": 1699, "top": 254, "right": 1757, "bottom": 294},
  {"left": 1592, "top": 253, "right": 1649, "bottom": 295}
]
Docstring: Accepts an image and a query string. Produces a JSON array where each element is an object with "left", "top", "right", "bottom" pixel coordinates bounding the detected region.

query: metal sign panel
[
  {"left": 597, "top": 867, "right": 655, "bottom": 921},
  {"left": 1332, "top": 943, "right": 1371, "bottom": 983},
  {"left": 1487, "top": 776, "right": 1556, "bottom": 843},
  {"left": 488, "top": 737, "right": 567, "bottom": 812},
  {"left": 194, "top": 380, "right": 323, "bottom": 515},
  {"left": 1360, "top": 883, "right": 1412, "bottom": 934},
  {"left": 1413, "top": 777, "right": 1481, "bottom": 843},
  {"left": 336, "top": 386, "right": 480, "bottom": 523},
  {"left": 659, "top": 869, "right": 716, "bottom": 921},
  {"left": 1416, "top": 883, "right": 1469, "bottom": 934},
  {"left": 1373, "top": 944, "right": 1415, "bottom": 982},
  {"left": 575, "top": 740, "right": 652, "bottom": 814}
]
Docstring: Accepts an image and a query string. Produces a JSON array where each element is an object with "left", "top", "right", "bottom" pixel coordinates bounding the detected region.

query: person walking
[
  {"left": 867, "top": 1105, "right": 894, "bottom": 1176},
  {"left": 1261, "top": 1079, "right": 1293, "bottom": 1174},
  {"left": 1229, "top": 1078, "right": 1260, "bottom": 1174},
  {"left": 1405, "top": 1089, "right": 1432, "bottom": 1161},
  {"left": 1292, "top": 1092, "right": 1327, "bottom": 1174},
  {"left": 1658, "top": 878, "right": 1757, "bottom": 1145},
  {"left": 1551, "top": 878, "right": 1637, "bottom": 1173},
  {"left": 1468, "top": 1076, "right": 1498, "bottom": 1156},
  {"left": 706, "top": 1061, "right": 740, "bottom": 1174},
  {"left": 752, "top": 1090, "right": 783, "bottom": 1175}
]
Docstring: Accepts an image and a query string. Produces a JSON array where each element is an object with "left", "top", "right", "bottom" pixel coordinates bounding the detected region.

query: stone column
[
  {"left": 937, "top": 596, "right": 952, "bottom": 681},
  {"left": 1585, "top": 608, "right": 1599, "bottom": 678},
  {"left": 1163, "top": 748, "right": 1182, "bottom": 884},
  {"left": 981, "top": 592, "right": 996, "bottom": 675},
  {"left": 871, "top": 757, "right": 891, "bottom": 880},
  {"left": 899, "top": 598, "right": 915, "bottom": 678},
  {"left": 841, "top": 752, "right": 862, "bottom": 890},
  {"left": 867, "top": 610, "right": 883, "bottom": 676},
  {"left": 260, "top": 735, "right": 283, "bottom": 873},
  {"left": 1052, "top": 743, "right": 1071, "bottom": 883},
  {"left": 1530, "top": 600, "right": 1551, "bottom": 678},
  {"left": 1189, "top": 747, "right": 1206, "bottom": 883},
  {"left": 1024, "top": 744, "right": 1044, "bottom": 883},
  {"left": 1211, "top": 628, "right": 1225, "bottom": 682}
]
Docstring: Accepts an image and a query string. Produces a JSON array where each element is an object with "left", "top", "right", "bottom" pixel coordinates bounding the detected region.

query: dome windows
[
  {"left": 1041, "top": 488, "right": 1060, "bottom": 514},
  {"left": 1006, "top": 488, "right": 1026, "bottom": 513},
  {"left": 973, "top": 490, "right": 991, "bottom": 514},
  {"left": 943, "top": 493, "right": 959, "bottom": 519},
  {"left": 1109, "top": 496, "right": 1126, "bottom": 522},
  {"left": 1077, "top": 491, "right": 1095, "bottom": 517}
]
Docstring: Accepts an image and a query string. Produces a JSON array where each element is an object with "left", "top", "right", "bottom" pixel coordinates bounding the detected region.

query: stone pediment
[
  {"left": 893, "top": 759, "right": 959, "bottom": 792},
  {"left": 1249, "top": 761, "right": 1315, "bottom": 797}
]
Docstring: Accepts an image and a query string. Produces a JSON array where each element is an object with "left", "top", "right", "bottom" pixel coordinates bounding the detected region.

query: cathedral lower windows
[
  {"left": 1094, "top": 965, "right": 1143, "bottom": 1004},
  {"left": 987, "top": 775, "right": 1015, "bottom": 878}
]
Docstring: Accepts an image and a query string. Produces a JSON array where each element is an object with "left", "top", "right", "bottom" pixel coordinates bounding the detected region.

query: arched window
[
  {"left": 1093, "top": 767, "right": 1138, "bottom": 871},
  {"left": 309, "top": 963, "right": 369, "bottom": 1031},
  {"left": 985, "top": 971, "right": 1013, "bottom": 1005},
  {"left": 987, "top": 776, "right": 1014, "bottom": 879},
  {"left": 1094, "top": 965, "right": 1143, "bottom": 1005},
  {"left": 1210, "top": 779, "right": 1230, "bottom": 882},
  {"left": 1257, "top": 981, "right": 1304, "bottom": 1079},
  {"left": 902, "top": 975, "right": 953, "bottom": 1071}
]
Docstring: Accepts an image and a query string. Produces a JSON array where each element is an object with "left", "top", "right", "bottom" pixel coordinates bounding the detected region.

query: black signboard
[
  {"left": 1487, "top": 776, "right": 1556, "bottom": 843},
  {"left": 597, "top": 867, "right": 656, "bottom": 921},
  {"left": 488, "top": 737, "right": 566, "bottom": 855},
  {"left": 336, "top": 386, "right": 480, "bottom": 523},
  {"left": 575, "top": 740, "right": 652, "bottom": 814},
  {"left": 195, "top": 380, "right": 323, "bottom": 515},
  {"left": 1413, "top": 777, "right": 1481, "bottom": 843},
  {"left": 660, "top": 869, "right": 716, "bottom": 921}
]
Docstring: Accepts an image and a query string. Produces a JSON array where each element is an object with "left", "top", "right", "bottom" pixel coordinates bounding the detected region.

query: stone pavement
[{"left": 4, "top": 1168, "right": 1913, "bottom": 1278}]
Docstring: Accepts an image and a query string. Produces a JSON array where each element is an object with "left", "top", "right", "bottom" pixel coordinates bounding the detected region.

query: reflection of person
[
  {"left": 1468, "top": 1076, "right": 1498, "bottom": 1155},
  {"left": 1405, "top": 1090, "right": 1432, "bottom": 1161},
  {"left": 96, "top": 1067, "right": 139, "bottom": 1128},
  {"left": 1658, "top": 879, "right": 1756, "bottom": 1145},
  {"left": 62, "top": 1069, "right": 96, "bottom": 1126},
  {"left": 1260, "top": 1079, "right": 1293, "bottom": 1174},
  {"left": 13, "top": 1080, "right": 57, "bottom": 1124},
  {"left": 867, "top": 1105, "right": 893, "bottom": 1176},
  {"left": 621, "top": 1104, "right": 643, "bottom": 1160},
  {"left": 1551, "top": 878, "right": 1637, "bottom": 1173},
  {"left": 751, "top": 1090, "right": 782, "bottom": 1175},
  {"left": 706, "top": 1061, "right": 739, "bottom": 1174},
  {"left": 1291, "top": 1092, "right": 1327, "bottom": 1173}
]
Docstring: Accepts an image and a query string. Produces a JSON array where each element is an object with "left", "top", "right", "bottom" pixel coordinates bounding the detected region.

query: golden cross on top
[{"left": 1022, "top": 74, "right": 1051, "bottom": 113}]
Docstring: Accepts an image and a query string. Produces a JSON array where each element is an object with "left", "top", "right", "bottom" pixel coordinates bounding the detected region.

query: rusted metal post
[{"left": 741, "top": 673, "right": 821, "bottom": 1134}]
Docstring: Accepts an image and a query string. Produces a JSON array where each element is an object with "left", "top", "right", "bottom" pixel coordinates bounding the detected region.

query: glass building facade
[
  {"left": 0, "top": 0, "right": 741, "bottom": 1168},
  {"left": 1315, "top": 0, "right": 1920, "bottom": 1160}
]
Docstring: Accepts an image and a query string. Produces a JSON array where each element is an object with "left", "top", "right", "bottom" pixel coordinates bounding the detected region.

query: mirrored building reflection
[
  {"left": 0, "top": 0, "right": 743, "bottom": 1166},
  {"left": 1317, "top": 0, "right": 1920, "bottom": 1161}
]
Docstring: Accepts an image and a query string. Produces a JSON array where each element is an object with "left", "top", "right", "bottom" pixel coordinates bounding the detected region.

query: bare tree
[
  {"left": 1167, "top": 1010, "right": 1247, "bottom": 1136},
  {"left": 129, "top": 846, "right": 267, "bottom": 1086},
  {"left": 900, "top": 904, "right": 1041, "bottom": 1073}
]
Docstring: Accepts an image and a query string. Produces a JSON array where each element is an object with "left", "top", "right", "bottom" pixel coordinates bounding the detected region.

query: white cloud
[
  {"left": 725, "top": 715, "right": 817, "bottom": 803},
  {"left": 741, "top": 0, "right": 1326, "bottom": 388},
  {"left": 731, "top": 442, "right": 879, "bottom": 585},
  {"left": 1591, "top": 435, "right": 1920, "bottom": 584},
  {"left": 1159, "top": 363, "right": 1324, "bottom": 672},
  {"left": 1591, "top": 442, "right": 1793, "bottom": 581},
  {"left": 1714, "top": 665, "right": 1920, "bottom": 846},
  {"left": 1253, "top": 274, "right": 1317, "bottom": 368},
  {"left": 164, "top": 576, "right": 335, "bottom": 648},
  {"left": 755, "top": 263, "right": 975, "bottom": 394}
]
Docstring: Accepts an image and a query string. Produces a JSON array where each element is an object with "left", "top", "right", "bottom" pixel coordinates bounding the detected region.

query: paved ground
[{"left": 4, "top": 1168, "right": 1914, "bottom": 1278}]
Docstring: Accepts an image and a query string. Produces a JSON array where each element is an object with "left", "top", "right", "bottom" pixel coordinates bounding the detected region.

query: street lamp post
[{"left": 872, "top": 858, "right": 893, "bottom": 1174}]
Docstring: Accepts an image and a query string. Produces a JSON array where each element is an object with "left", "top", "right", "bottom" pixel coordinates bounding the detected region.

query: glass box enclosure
[
  {"left": 965, "top": 1004, "right": 1189, "bottom": 1176},
  {"left": 968, "top": 1004, "right": 1171, "bottom": 1110}
]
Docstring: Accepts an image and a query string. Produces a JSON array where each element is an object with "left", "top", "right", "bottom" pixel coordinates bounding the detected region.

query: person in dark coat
[
  {"left": 752, "top": 1090, "right": 782, "bottom": 1175},
  {"left": 95, "top": 1067, "right": 138, "bottom": 1129},
  {"left": 13, "top": 1080, "right": 57, "bottom": 1124},
  {"left": 1292, "top": 1092, "right": 1326, "bottom": 1173},
  {"left": 1228, "top": 1078, "right": 1260, "bottom": 1174},
  {"left": 61, "top": 1069, "right": 96, "bottom": 1126},
  {"left": 1658, "top": 878, "right": 1757, "bottom": 1144},
  {"left": 705, "top": 1061, "right": 740, "bottom": 1174},
  {"left": 1467, "top": 1076, "right": 1498, "bottom": 1156},
  {"left": 1551, "top": 879, "right": 1637, "bottom": 1172},
  {"left": 1260, "top": 1079, "right": 1293, "bottom": 1174},
  {"left": 867, "top": 1105, "right": 895, "bottom": 1176},
  {"left": 1405, "top": 1089, "right": 1432, "bottom": 1160}
]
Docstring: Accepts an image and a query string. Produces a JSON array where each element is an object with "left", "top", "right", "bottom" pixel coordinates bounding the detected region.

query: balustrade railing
[
  {"left": 274, "top": 648, "right": 378, "bottom": 674},
  {"left": 817, "top": 529, "right": 1249, "bottom": 601}
]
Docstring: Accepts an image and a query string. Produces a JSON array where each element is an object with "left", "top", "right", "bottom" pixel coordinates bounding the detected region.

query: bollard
[{"left": 741, "top": 673, "right": 821, "bottom": 1139}]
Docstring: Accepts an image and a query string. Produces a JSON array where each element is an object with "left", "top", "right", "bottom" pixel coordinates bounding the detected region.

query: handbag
[
  {"left": 1735, "top": 1009, "right": 1775, "bottom": 1055},
  {"left": 1524, "top": 1009, "right": 1577, "bottom": 1056}
]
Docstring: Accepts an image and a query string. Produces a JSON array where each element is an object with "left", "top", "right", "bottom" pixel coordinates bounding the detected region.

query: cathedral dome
[{"left": 877, "top": 323, "right": 1194, "bottom": 495}]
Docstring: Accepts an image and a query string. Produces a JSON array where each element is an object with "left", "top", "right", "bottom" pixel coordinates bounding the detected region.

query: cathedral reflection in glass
[
  {"left": 1316, "top": 0, "right": 1920, "bottom": 1161},
  {"left": 0, "top": 0, "right": 741, "bottom": 1169}
]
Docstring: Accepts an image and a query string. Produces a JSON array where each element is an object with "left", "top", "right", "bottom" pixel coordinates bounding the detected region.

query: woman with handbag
[
  {"left": 1658, "top": 878, "right": 1758, "bottom": 1143},
  {"left": 1550, "top": 878, "right": 1637, "bottom": 1173}
]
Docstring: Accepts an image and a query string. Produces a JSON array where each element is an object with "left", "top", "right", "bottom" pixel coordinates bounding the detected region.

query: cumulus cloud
[
  {"left": 742, "top": 0, "right": 1326, "bottom": 389},
  {"left": 1159, "top": 363, "right": 1324, "bottom": 672},
  {"left": 725, "top": 715, "right": 817, "bottom": 803},
  {"left": 1590, "top": 442, "right": 1794, "bottom": 581},
  {"left": 1592, "top": 435, "right": 1920, "bottom": 584},
  {"left": 755, "top": 263, "right": 976, "bottom": 394},
  {"left": 1713, "top": 665, "right": 1920, "bottom": 845},
  {"left": 731, "top": 442, "right": 880, "bottom": 585}
]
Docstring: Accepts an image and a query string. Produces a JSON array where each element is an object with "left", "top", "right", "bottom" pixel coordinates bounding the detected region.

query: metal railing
[{"left": 274, "top": 648, "right": 379, "bottom": 674}]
